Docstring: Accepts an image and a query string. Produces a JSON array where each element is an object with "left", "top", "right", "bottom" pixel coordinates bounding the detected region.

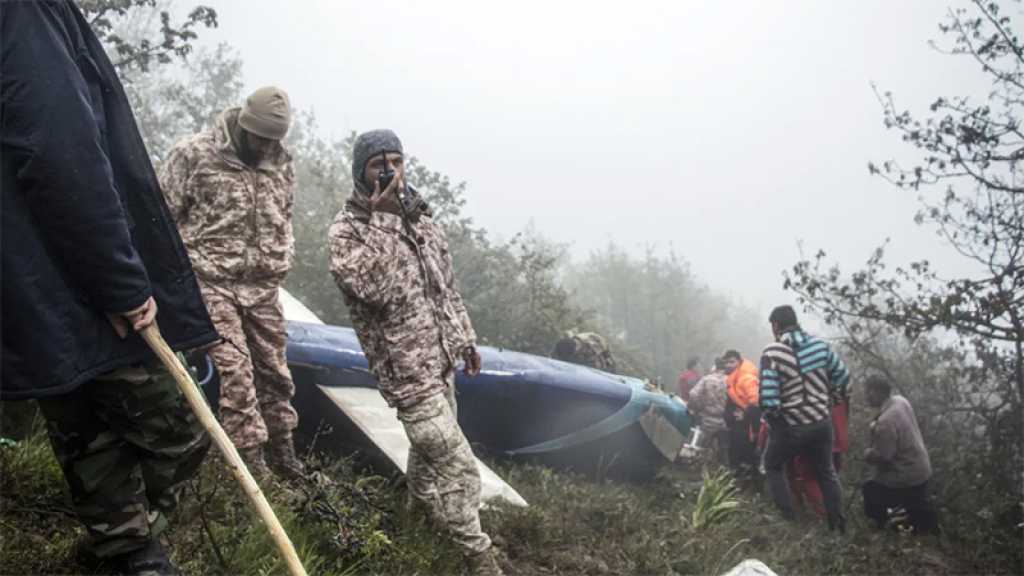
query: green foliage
[
  {"left": 783, "top": 1, "right": 1023, "bottom": 543},
  {"left": 283, "top": 119, "right": 355, "bottom": 326},
  {"left": 4, "top": 417, "right": 1020, "bottom": 575},
  {"left": 171, "top": 452, "right": 464, "bottom": 576},
  {"left": 487, "top": 461, "right": 992, "bottom": 576},
  {"left": 446, "top": 227, "right": 590, "bottom": 355},
  {"left": 567, "top": 244, "right": 771, "bottom": 385},
  {"left": 82, "top": 0, "right": 240, "bottom": 164},
  {"left": 690, "top": 467, "right": 741, "bottom": 530},
  {"left": 126, "top": 43, "right": 246, "bottom": 164},
  {"left": 785, "top": 0, "right": 1022, "bottom": 410},
  {"left": 0, "top": 413, "right": 64, "bottom": 495},
  {"left": 0, "top": 413, "right": 84, "bottom": 575},
  {"left": 80, "top": 0, "right": 218, "bottom": 73},
  {"left": 831, "top": 329, "right": 1023, "bottom": 572}
]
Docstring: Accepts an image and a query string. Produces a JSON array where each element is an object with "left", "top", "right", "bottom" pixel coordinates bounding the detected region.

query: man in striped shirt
[{"left": 759, "top": 305, "right": 851, "bottom": 532}]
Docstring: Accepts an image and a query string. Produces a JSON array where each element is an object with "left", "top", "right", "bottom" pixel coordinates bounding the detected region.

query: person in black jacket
[{"left": 1, "top": 1, "right": 219, "bottom": 573}]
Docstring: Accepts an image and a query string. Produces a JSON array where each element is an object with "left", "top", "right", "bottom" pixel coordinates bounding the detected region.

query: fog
[{"left": 196, "top": 0, "right": 988, "bottom": 317}]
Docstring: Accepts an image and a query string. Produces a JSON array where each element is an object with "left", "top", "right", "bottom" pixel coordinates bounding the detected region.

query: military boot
[
  {"left": 110, "top": 539, "right": 180, "bottom": 576},
  {"left": 466, "top": 547, "right": 504, "bottom": 576},
  {"left": 238, "top": 444, "right": 271, "bottom": 481},
  {"left": 266, "top": 433, "right": 306, "bottom": 480}
]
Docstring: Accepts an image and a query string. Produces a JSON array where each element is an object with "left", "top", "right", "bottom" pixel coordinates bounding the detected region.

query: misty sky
[{"left": 195, "top": 0, "right": 989, "bottom": 318}]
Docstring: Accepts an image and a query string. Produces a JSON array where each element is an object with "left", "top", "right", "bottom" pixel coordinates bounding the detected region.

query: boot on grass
[{"left": 267, "top": 433, "right": 306, "bottom": 480}]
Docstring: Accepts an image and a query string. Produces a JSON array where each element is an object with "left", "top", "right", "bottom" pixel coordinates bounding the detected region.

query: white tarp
[
  {"left": 278, "top": 288, "right": 528, "bottom": 508},
  {"left": 721, "top": 559, "right": 779, "bottom": 576}
]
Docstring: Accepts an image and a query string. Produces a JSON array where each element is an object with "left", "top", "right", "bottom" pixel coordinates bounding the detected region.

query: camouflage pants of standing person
[
  {"left": 397, "top": 378, "right": 492, "bottom": 557},
  {"left": 36, "top": 362, "right": 210, "bottom": 558},
  {"left": 200, "top": 284, "right": 299, "bottom": 449}
]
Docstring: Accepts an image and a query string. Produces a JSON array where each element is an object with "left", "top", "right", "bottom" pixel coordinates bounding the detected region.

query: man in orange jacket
[{"left": 722, "top": 349, "right": 761, "bottom": 477}]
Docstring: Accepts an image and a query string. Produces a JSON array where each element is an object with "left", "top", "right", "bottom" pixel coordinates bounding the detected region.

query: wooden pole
[{"left": 140, "top": 323, "right": 308, "bottom": 576}]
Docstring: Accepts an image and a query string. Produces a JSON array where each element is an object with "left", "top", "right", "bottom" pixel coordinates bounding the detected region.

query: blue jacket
[{"left": 1, "top": 0, "right": 218, "bottom": 400}]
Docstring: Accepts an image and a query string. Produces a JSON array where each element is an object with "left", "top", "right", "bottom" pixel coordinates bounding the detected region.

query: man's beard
[{"left": 237, "top": 136, "right": 262, "bottom": 167}]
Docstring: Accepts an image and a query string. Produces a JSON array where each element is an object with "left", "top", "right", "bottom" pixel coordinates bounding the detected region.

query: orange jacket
[{"left": 726, "top": 359, "right": 759, "bottom": 410}]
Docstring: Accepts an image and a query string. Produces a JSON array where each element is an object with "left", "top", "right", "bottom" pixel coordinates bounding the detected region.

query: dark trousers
[
  {"left": 728, "top": 406, "right": 760, "bottom": 472},
  {"left": 764, "top": 418, "right": 844, "bottom": 530},
  {"left": 862, "top": 480, "right": 937, "bottom": 533},
  {"left": 713, "top": 429, "right": 731, "bottom": 465}
]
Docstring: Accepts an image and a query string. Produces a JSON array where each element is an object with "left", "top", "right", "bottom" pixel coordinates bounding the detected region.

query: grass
[{"left": 1, "top": 405, "right": 1021, "bottom": 575}]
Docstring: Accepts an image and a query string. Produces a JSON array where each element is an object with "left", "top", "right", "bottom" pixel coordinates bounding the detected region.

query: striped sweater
[{"left": 759, "top": 330, "right": 850, "bottom": 426}]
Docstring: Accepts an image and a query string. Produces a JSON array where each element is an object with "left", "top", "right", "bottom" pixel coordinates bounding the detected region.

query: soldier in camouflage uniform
[
  {"left": 159, "top": 87, "right": 304, "bottom": 480},
  {"left": 328, "top": 130, "right": 503, "bottom": 576},
  {"left": 36, "top": 364, "right": 211, "bottom": 562},
  {"left": 552, "top": 331, "right": 618, "bottom": 372},
  {"left": 687, "top": 357, "right": 731, "bottom": 461}
]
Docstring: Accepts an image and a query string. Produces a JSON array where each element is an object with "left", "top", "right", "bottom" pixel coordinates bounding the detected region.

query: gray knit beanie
[
  {"left": 352, "top": 129, "right": 403, "bottom": 195},
  {"left": 238, "top": 86, "right": 292, "bottom": 140}
]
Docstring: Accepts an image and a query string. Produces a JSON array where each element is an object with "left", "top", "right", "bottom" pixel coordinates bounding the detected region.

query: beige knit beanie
[{"left": 238, "top": 86, "right": 292, "bottom": 140}]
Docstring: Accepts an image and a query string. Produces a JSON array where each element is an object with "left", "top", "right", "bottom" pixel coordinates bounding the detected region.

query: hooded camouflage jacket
[
  {"left": 328, "top": 201, "right": 476, "bottom": 409},
  {"left": 159, "top": 108, "right": 295, "bottom": 292}
]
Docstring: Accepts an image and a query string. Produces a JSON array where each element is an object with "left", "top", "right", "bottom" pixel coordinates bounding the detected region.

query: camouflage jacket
[
  {"left": 687, "top": 372, "right": 728, "bottom": 432},
  {"left": 159, "top": 108, "right": 295, "bottom": 293},
  {"left": 570, "top": 332, "right": 617, "bottom": 372},
  {"left": 328, "top": 205, "right": 476, "bottom": 408}
]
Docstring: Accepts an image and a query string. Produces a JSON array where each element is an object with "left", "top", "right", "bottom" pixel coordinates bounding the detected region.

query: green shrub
[{"left": 691, "top": 467, "right": 741, "bottom": 530}]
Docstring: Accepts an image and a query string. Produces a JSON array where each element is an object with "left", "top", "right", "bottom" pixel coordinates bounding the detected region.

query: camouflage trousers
[
  {"left": 200, "top": 283, "right": 299, "bottom": 449},
  {"left": 397, "top": 379, "right": 492, "bottom": 557},
  {"left": 36, "top": 362, "right": 210, "bottom": 558}
]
